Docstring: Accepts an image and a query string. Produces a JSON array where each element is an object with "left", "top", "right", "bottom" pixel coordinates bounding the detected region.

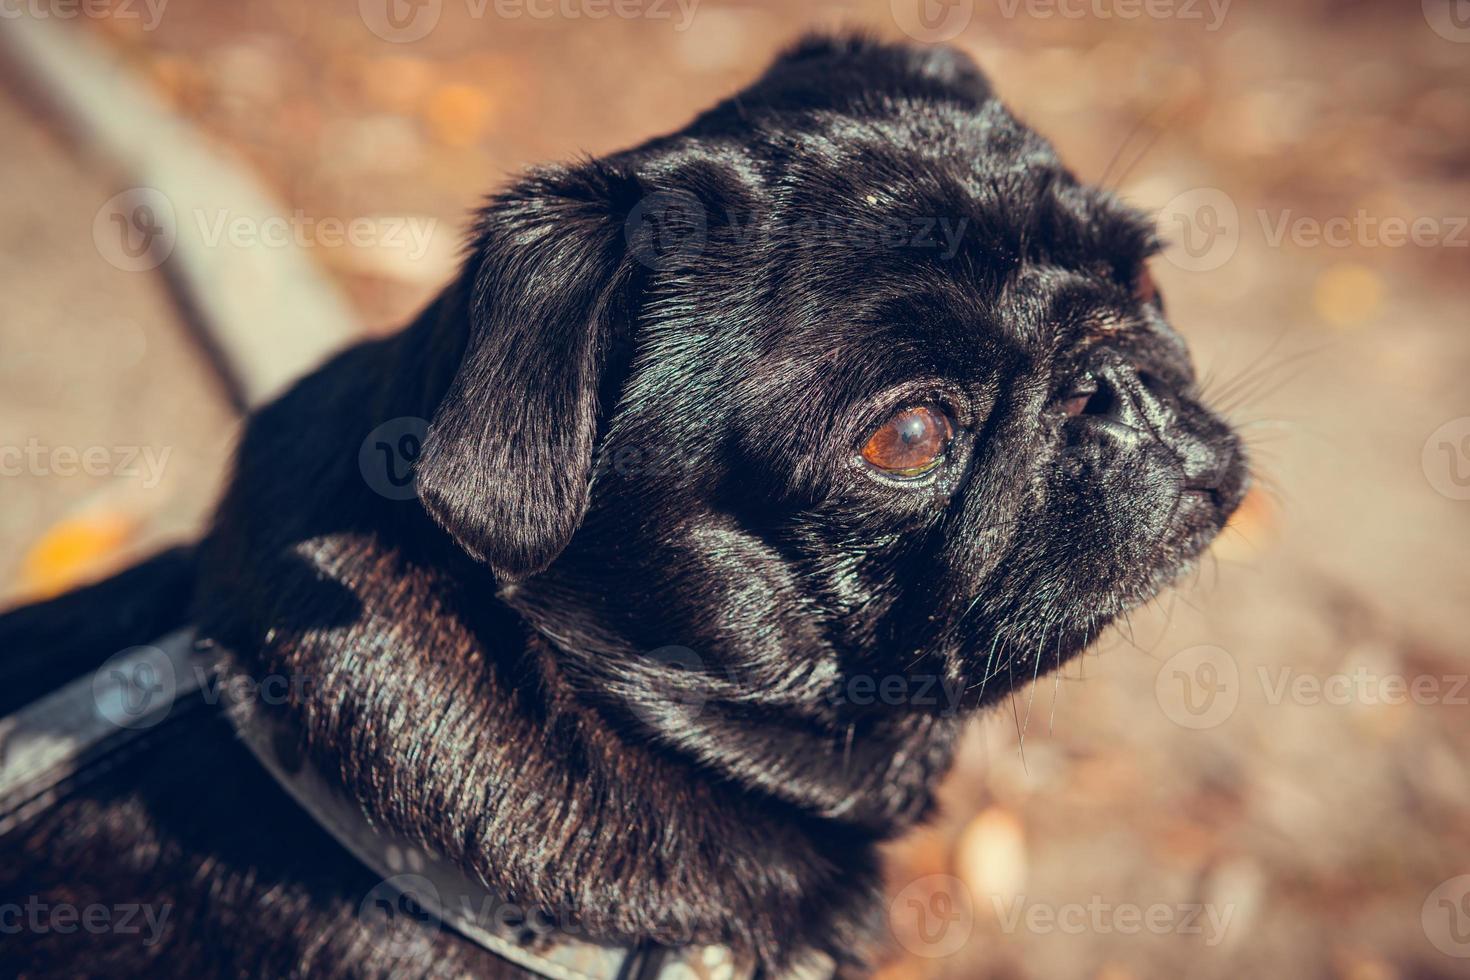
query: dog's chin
[
  {"left": 1086, "top": 481, "right": 1245, "bottom": 615},
  {"left": 944, "top": 479, "right": 1245, "bottom": 711}
]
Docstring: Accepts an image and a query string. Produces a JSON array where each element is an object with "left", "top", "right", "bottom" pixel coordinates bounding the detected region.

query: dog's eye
[{"left": 861, "top": 406, "right": 953, "bottom": 478}]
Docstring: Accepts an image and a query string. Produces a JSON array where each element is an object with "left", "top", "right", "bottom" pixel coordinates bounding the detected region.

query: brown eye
[
  {"left": 861, "top": 406, "right": 953, "bottom": 477},
  {"left": 1061, "top": 391, "right": 1094, "bottom": 417}
]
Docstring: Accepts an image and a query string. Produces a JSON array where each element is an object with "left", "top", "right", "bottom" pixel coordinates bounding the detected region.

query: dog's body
[{"left": 0, "top": 35, "right": 1246, "bottom": 978}]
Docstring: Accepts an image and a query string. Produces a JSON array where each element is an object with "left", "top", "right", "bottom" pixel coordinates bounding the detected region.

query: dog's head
[{"left": 416, "top": 35, "right": 1246, "bottom": 782}]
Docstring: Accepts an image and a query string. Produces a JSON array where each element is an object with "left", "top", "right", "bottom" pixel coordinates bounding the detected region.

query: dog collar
[{"left": 0, "top": 633, "right": 834, "bottom": 980}]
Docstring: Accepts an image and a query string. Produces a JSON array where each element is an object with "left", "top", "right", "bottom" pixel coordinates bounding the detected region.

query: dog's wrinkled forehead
[
  {"left": 760, "top": 105, "right": 1160, "bottom": 336},
  {"left": 650, "top": 99, "right": 1164, "bottom": 417}
]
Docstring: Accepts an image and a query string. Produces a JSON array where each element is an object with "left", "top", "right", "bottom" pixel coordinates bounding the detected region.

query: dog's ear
[{"left": 416, "top": 163, "right": 647, "bottom": 581}]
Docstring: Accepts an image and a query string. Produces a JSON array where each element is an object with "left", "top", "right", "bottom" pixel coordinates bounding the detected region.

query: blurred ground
[
  {"left": 0, "top": 88, "right": 236, "bottom": 597},
  {"left": 1, "top": 1, "right": 1467, "bottom": 978}
]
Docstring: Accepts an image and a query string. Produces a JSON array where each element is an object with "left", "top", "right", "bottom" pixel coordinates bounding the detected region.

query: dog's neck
[
  {"left": 502, "top": 568, "right": 964, "bottom": 834},
  {"left": 204, "top": 533, "right": 903, "bottom": 968}
]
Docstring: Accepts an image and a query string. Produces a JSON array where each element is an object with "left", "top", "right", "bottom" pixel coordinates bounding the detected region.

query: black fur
[
  {"left": 0, "top": 546, "right": 195, "bottom": 717},
  {"left": 0, "top": 34, "right": 1246, "bottom": 978}
]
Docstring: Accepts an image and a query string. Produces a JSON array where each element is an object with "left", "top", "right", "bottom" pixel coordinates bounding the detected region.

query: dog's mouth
[
  {"left": 926, "top": 408, "right": 1247, "bottom": 713},
  {"left": 1177, "top": 476, "right": 1245, "bottom": 534}
]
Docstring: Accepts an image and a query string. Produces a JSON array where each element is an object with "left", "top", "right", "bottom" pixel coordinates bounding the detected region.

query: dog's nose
[
  {"left": 1070, "top": 363, "right": 1156, "bottom": 434},
  {"left": 1077, "top": 364, "right": 1244, "bottom": 506},
  {"left": 1068, "top": 368, "right": 1142, "bottom": 449}
]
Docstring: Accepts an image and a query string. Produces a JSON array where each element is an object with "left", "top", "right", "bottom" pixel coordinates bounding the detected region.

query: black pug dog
[{"left": 0, "top": 33, "right": 1246, "bottom": 979}]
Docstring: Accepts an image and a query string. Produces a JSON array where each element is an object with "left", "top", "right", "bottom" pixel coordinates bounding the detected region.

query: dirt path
[{"left": 0, "top": 90, "right": 235, "bottom": 600}]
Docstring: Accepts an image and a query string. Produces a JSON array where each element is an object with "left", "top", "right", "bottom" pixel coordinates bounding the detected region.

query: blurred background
[{"left": 0, "top": 1, "right": 1467, "bottom": 977}]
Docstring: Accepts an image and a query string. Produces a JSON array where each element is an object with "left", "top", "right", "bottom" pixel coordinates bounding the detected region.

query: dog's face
[{"left": 416, "top": 38, "right": 1246, "bottom": 747}]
